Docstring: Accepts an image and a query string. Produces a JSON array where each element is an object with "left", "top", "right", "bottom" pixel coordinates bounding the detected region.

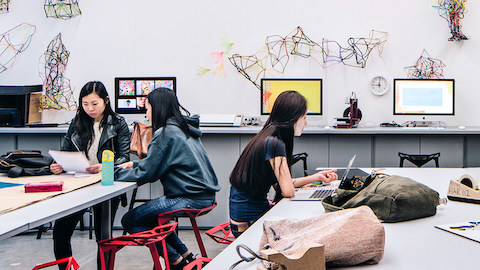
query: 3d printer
[{"left": 334, "top": 92, "right": 362, "bottom": 128}]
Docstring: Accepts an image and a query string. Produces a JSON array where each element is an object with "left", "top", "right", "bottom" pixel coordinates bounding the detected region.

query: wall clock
[{"left": 370, "top": 76, "right": 389, "bottom": 96}]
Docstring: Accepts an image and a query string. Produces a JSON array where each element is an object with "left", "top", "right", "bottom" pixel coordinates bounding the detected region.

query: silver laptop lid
[{"left": 341, "top": 154, "right": 357, "bottom": 181}]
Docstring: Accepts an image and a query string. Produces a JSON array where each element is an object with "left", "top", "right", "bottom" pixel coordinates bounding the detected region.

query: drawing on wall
[
  {"left": 432, "top": 0, "right": 468, "bottom": 41},
  {"left": 39, "top": 33, "right": 77, "bottom": 110},
  {"left": 228, "top": 27, "right": 388, "bottom": 89},
  {"left": 404, "top": 49, "right": 445, "bottom": 79},
  {"left": 197, "top": 38, "right": 234, "bottom": 77},
  {"left": 0, "top": 0, "right": 9, "bottom": 13},
  {"left": 44, "top": 0, "right": 82, "bottom": 20},
  {"left": 0, "top": 23, "right": 36, "bottom": 74}
]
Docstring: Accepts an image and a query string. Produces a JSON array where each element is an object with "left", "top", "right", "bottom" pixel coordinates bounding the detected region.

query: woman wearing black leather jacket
[{"left": 50, "top": 81, "right": 130, "bottom": 270}]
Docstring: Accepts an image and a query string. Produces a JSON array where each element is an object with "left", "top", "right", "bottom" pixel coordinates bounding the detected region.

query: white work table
[
  {"left": 0, "top": 178, "right": 137, "bottom": 241},
  {"left": 205, "top": 168, "right": 480, "bottom": 270}
]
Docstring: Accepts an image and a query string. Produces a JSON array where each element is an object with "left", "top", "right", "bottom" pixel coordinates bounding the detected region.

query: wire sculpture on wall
[
  {"left": 228, "top": 27, "right": 387, "bottom": 89},
  {"left": 0, "top": 23, "right": 36, "bottom": 74},
  {"left": 0, "top": 0, "right": 10, "bottom": 13},
  {"left": 44, "top": 0, "right": 82, "bottom": 20},
  {"left": 404, "top": 50, "right": 445, "bottom": 79},
  {"left": 432, "top": 0, "right": 468, "bottom": 41},
  {"left": 197, "top": 38, "right": 234, "bottom": 77},
  {"left": 39, "top": 33, "right": 77, "bottom": 110}
]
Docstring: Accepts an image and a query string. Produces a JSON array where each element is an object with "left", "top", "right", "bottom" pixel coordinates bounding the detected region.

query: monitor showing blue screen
[
  {"left": 394, "top": 79, "right": 454, "bottom": 115},
  {"left": 114, "top": 77, "right": 176, "bottom": 114}
]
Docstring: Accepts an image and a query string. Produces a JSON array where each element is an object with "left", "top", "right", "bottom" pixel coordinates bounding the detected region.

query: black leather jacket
[{"left": 61, "top": 114, "right": 131, "bottom": 165}]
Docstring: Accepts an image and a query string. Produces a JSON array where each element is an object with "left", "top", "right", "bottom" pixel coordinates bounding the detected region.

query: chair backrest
[{"left": 398, "top": 152, "right": 440, "bottom": 168}]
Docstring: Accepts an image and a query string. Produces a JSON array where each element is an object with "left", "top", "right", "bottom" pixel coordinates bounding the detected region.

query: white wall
[{"left": 1, "top": 0, "right": 479, "bottom": 126}]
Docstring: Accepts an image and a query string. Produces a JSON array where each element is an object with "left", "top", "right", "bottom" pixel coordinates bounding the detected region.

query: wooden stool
[
  {"left": 157, "top": 202, "right": 217, "bottom": 257},
  {"left": 98, "top": 223, "right": 177, "bottom": 270}
]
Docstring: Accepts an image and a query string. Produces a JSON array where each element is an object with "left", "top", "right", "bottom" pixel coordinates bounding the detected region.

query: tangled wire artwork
[
  {"left": 44, "top": 0, "right": 81, "bottom": 20},
  {"left": 228, "top": 27, "right": 387, "bottom": 89},
  {"left": 404, "top": 50, "right": 445, "bottom": 79},
  {"left": 0, "top": 23, "right": 36, "bottom": 74},
  {"left": 432, "top": 0, "right": 468, "bottom": 41},
  {"left": 39, "top": 33, "right": 77, "bottom": 110},
  {"left": 0, "top": 0, "right": 9, "bottom": 13}
]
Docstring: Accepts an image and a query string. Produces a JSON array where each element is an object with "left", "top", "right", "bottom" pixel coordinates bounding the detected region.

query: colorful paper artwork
[
  {"left": 432, "top": 0, "right": 468, "bottom": 41},
  {"left": 0, "top": 23, "right": 36, "bottom": 74},
  {"left": 0, "top": 0, "right": 10, "bottom": 13},
  {"left": 197, "top": 38, "right": 234, "bottom": 77},
  {"left": 229, "top": 27, "right": 387, "bottom": 89},
  {"left": 404, "top": 49, "right": 446, "bottom": 79},
  {"left": 39, "top": 33, "right": 77, "bottom": 110},
  {"left": 44, "top": 0, "right": 82, "bottom": 20}
]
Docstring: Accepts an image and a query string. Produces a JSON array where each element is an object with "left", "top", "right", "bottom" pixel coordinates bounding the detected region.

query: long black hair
[
  {"left": 147, "top": 88, "right": 190, "bottom": 137},
  {"left": 230, "top": 91, "right": 307, "bottom": 194},
  {"left": 74, "top": 81, "right": 116, "bottom": 154}
]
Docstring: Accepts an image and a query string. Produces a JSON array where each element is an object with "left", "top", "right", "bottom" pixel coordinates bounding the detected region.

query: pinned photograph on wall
[
  {"left": 136, "top": 80, "right": 154, "bottom": 95},
  {"left": 118, "top": 99, "right": 136, "bottom": 109},
  {"left": 155, "top": 80, "right": 174, "bottom": 90},
  {"left": 119, "top": 80, "right": 135, "bottom": 96}
]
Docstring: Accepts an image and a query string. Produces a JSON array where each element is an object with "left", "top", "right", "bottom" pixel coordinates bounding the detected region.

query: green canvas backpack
[{"left": 322, "top": 173, "right": 442, "bottom": 222}]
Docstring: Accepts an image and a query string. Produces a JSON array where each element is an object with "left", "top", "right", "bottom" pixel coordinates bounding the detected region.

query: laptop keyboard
[{"left": 309, "top": 189, "right": 335, "bottom": 199}]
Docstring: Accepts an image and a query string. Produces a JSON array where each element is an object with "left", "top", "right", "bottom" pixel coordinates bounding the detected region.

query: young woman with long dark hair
[
  {"left": 229, "top": 91, "right": 338, "bottom": 237},
  {"left": 115, "top": 88, "right": 220, "bottom": 269},
  {"left": 50, "top": 81, "right": 131, "bottom": 269}
]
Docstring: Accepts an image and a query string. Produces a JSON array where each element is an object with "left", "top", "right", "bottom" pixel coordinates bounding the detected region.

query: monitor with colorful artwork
[
  {"left": 260, "top": 78, "right": 322, "bottom": 115},
  {"left": 394, "top": 78, "right": 454, "bottom": 115},
  {"left": 114, "top": 77, "right": 176, "bottom": 114}
]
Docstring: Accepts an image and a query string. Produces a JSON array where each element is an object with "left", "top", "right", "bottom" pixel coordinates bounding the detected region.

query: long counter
[{"left": 1, "top": 125, "right": 480, "bottom": 228}]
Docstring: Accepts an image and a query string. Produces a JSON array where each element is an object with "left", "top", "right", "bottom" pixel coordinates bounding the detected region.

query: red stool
[
  {"left": 98, "top": 223, "right": 177, "bottom": 270},
  {"left": 32, "top": 256, "right": 79, "bottom": 270},
  {"left": 157, "top": 202, "right": 217, "bottom": 257},
  {"left": 184, "top": 257, "right": 213, "bottom": 270},
  {"left": 205, "top": 222, "right": 235, "bottom": 244}
]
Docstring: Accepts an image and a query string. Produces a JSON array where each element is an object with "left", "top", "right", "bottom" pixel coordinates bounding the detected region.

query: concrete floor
[{"left": 0, "top": 227, "right": 227, "bottom": 270}]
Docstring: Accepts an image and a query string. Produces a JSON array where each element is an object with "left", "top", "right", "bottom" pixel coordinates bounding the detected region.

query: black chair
[
  {"left": 398, "top": 152, "right": 440, "bottom": 168},
  {"left": 292, "top": 152, "right": 309, "bottom": 177}
]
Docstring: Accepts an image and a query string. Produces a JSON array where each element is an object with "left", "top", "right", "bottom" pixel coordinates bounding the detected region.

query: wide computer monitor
[
  {"left": 394, "top": 78, "right": 455, "bottom": 115},
  {"left": 260, "top": 78, "right": 322, "bottom": 115},
  {"left": 114, "top": 77, "right": 176, "bottom": 114}
]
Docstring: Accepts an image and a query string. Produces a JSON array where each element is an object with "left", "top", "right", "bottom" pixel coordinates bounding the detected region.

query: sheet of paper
[
  {"left": 435, "top": 221, "right": 480, "bottom": 243},
  {"left": 48, "top": 150, "right": 90, "bottom": 173}
]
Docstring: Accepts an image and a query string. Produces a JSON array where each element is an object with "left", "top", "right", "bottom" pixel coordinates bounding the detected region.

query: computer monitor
[
  {"left": 260, "top": 78, "right": 322, "bottom": 115},
  {"left": 114, "top": 77, "right": 176, "bottom": 114},
  {"left": 394, "top": 78, "right": 454, "bottom": 115}
]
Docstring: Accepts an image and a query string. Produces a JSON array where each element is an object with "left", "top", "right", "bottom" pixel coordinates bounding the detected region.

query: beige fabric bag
[{"left": 259, "top": 206, "right": 385, "bottom": 266}]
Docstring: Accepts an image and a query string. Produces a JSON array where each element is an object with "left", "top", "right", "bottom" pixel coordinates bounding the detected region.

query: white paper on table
[{"left": 48, "top": 150, "right": 90, "bottom": 173}]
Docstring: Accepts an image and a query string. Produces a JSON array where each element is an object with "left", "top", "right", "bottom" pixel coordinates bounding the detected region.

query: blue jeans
[{"left": 121, "top": 196, "right": 215, "bottom": 263}]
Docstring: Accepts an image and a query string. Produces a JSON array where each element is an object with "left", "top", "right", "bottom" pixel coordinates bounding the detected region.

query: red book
[{"left": 24, "top": 181, "right": 64, "bottom": 193}]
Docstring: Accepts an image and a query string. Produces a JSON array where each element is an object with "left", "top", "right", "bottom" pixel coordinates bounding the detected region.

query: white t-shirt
[{"left": 87, "top": 121, "right": 103, "bottom": 165}]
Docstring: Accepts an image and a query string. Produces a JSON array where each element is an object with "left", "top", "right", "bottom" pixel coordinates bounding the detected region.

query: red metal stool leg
[
  {"left": 157, "top": 202, "right": 217, "bottom": 259},
  {"left": 32, "top": 256, "right": 79, "bottom": 270},
  {"left": 98, "top": 223, "right": 177, "bottom": 270},
  {"left": 184, "top": 257, "right": 213, "bottom": 270}
]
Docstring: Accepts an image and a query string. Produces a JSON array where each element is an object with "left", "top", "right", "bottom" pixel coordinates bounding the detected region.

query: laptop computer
[{"left": 290, "top": 154, "right": 368, "bottom": 201}]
